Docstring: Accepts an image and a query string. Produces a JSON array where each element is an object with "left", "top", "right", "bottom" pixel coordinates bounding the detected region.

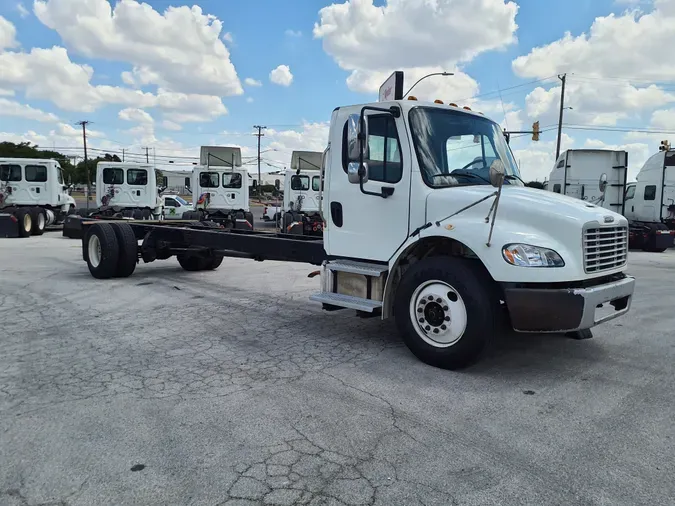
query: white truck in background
[
  {"left": 90, "top": 162, "right": 163, "bottom": 219},
  {"left": 182, "top": 146, "right": 254, "bottom": 230},
  {"left": 282, "top": 150, "right": 325, "bottom": 236},
  {"left": 0, "top": 157, "right": 76, "bottom": 237},
  {"left": 79, "top": 85, "right": 636, "bottom": 369},
  {"left": 548, "top": 147, "right": 674, "bottom": 252}
]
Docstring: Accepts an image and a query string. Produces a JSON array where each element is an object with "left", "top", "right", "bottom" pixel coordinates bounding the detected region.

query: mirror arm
[{"left": 359, "top": 178, "right": 395, "bottom": 199}]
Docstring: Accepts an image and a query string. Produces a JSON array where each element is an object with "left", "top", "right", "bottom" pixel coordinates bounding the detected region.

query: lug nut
[
  {"left": 419, "top": 318, "right": 424, "bottom": 323},
  {"left": 425, "top": 325, "right": 431, "bottom": 331},
  {"left": 445, "top": 316, "right": 450, "bottom": 321},
  {"left": 433, "top": 328, "right": 439, "bottom": 334},
  {"left": 443, "top": 306, "right": 448, "bottom": 311},
  {"left": 417, "top": 308, "right": 423, "bottom": 313},
  {"left": 436, "top": 298, "right": 442, "bottom": 303},
  {"left": 428, "top": 295, "right": 434, "bottom": 301},
  {"left": 441, "top": 325, "right": 447, "bottom": 330}
]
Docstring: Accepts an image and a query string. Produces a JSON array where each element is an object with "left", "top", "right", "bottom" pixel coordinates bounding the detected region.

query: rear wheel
[
  {"left": 394, "top": 257, "right": 495, "bottom": 370},
  {"left": 204, "top": 255, "right": 223, "bottom": 270},
  {"left": 84, "top": 223, "right": 119, "bottom": 279},
  {"left": 132, "top": 209, "right": 143, "bottom": 220},
  {"left": 177, "top": 254, "right": 207, "bottom": 271},
  {"left": 110, "top": 223, "right": 138, "bottom": 278},
  {"left": 15, "top": 209, "right": 32, "bottom": 238},
  {"left": 141, "top": 209, "right": 152, "bottom": 220},
  {"left": 30, "top": 208, "right": 46, "bottom": 236}
]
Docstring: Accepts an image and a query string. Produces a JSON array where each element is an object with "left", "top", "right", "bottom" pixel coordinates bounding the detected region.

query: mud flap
[
  {"left": 62, "top": 215, "right": 87, "bottom": 239},
  {"left": 0, "top": 213, "right": 19, "bottom": 238}
]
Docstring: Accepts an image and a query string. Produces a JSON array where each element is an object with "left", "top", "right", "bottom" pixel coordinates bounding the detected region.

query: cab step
[
  {"left": 326, "top": 259, "right": 388, "bottom": 277},
  {"left": 309, "top": 292, "right": 383, "bottom": 312}
]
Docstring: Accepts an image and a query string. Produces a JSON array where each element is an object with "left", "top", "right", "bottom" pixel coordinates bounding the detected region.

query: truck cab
[
  {"left": 282, "top": 150, "right": 324, "bottom": 235},
  {"left": 0, "top": 157, "right": 76, "bottom": 235},
  {"left": 95, "top": 162, "right": 162, "bottom": 219},
  {"left": 186, "top": 146, "right": 253, "bottom": 229}
]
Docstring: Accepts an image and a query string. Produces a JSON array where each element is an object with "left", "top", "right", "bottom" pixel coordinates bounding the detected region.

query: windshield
[
  {"left": 175, "top": 195, "right": 188, "bottom": 205},
  {"left": 409, "top": 107, "right": 522, "bottom": 187}
]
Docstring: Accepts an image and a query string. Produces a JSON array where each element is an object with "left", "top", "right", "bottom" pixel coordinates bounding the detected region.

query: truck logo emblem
[{"left": 603, "top": 216, "right": 614, "bottom": 223}]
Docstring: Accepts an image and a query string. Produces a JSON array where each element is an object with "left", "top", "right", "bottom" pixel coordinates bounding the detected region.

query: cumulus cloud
[
  {"left": 266, "top": 121, "right": 329, "bottom": 166},
  {"left": 244, "top": 77, "right": 262, "bottom": 87},
  {"left": 270, "top": 65, "right": 294, "bottom": 86},
  {"left": 285, "top": 29, "right": 302, "bottom": 37},
  {"left": 34, "top": 0, "right": 243, "bottom": 96},
  {"left": 510, "top": 133, "right": 575, "bottom": 182},
  {"left": 118, "top": 108, "right": 154, "bottom": 124},
  {"left": 0, "top": 98, "right": 59, "bottom": 122},
  {"left": 0, "top": 15, "right": 18, "bottom": 50},
  {"left": 16, "top": 3, "right": 30, "bottom": 18},
  {"left": 161, "top": 120, "right": 182, "bottom": 131}
]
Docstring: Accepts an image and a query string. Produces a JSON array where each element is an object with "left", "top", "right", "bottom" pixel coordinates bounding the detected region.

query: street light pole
[
  {"left": 403, "top": 72, "right": 454, "bottom": 98},
  {"left": 555, "top": 73, "right": 567, "bottom": 160}
]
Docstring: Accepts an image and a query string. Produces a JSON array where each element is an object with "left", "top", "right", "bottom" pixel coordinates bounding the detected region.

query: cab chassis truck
[{"left": 79, "top": 97, "right": 635, "bottom": 369}]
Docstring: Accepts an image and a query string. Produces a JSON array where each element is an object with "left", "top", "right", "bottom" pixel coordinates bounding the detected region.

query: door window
[
  {"left": 644, "top": 185, "right": 656, "bottom": 201},
  {"left": 625, "top": 186, "right": 635, "bottom": 201},
  {"left": 103, "top": 168, "right": 124, "bottom": 184},
  {"left": 223, "top": 173, "right": 242, "bottom": 188},
  {"left": 557, "top": 159, "right": 565, "bottom": 168},
  {"left": 312, "top": 176, "right": 321, "bottom": 191},
  {"left": 366, "top": 115, "right": 402, "bottom": 183},
  {"left": 199, "top": 172, "right": 219, "bottom": 188},
  {"left": 127, "top": 169, "right": 148, "bottom": 186},
  {"left": 0, "top": 164, "right": 22, "bottom": 181},
  {"left": 164, "top": 198, "right": 177, "bottom": 207},
  {"left": 291, "top": 175, "right": 309, "bottom": 190},
  {"left": 25, "top": 165, "right": 48, "bottom": 182},
  {"left": 553, "top": 184, "right": 561, "bottom": 193}
]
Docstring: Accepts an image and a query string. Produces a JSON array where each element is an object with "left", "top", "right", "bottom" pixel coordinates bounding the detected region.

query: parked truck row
[{"left": 74, "top": 87, "right": 636, "bottom": 370}]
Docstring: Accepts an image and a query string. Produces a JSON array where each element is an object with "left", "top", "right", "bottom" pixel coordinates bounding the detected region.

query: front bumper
[{"left": 504, "top": 275, "right": 635, "bottom": 333}]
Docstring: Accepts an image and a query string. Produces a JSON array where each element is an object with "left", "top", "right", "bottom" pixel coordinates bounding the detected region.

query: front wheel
[{"left": 394, "top": 257, "right": 495, "bottom": 370}]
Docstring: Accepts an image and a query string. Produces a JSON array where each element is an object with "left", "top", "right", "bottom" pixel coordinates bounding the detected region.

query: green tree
[{"left": 525, "top": 181, "right": 546, "bottom": 189}]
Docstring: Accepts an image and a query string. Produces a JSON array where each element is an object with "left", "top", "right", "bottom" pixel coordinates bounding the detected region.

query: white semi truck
[
  {"left": 182, "top": 146, "right": 254, "bottom": 230},
  {"left": 282, "top": 150, "right": 325, "bottom": 235},
  {"left": 91, "top": 162, "right": 164, "bottom": 219},
  {"left": 78, "top": 95, "right": 635, "bottom": 369},
  {"left": 548, "top": 148, "right": 674, "bottom": 252},
  {"left": 0, "top": 157, "right": 76, "bottom": 237}
]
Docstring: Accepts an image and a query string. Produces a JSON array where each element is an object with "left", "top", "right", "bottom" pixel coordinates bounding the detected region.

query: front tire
[{"left": 394, "top": 257, "right": 495, "bottom": 370}]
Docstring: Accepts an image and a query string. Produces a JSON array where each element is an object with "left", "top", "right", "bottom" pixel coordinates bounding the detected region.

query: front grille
[{"left": 583, "top": 225, "right": 628, "bottom": 273}]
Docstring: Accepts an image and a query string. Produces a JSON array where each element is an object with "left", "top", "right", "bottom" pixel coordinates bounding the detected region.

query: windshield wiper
[
  {"left": 431, "top": 172, "right": 491, "bottom": 185},
  {"left": 504, "top": 174, "right": 525, "bottom": 184}
]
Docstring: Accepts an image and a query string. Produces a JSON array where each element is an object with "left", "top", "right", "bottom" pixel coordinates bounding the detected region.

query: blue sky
[{"left": 1, "top": 0, "right": 674, "bottom": 180}]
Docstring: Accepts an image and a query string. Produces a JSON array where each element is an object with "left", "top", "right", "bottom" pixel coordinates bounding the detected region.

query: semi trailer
[
  {"left": 0, "top": 157, "right": 76, "bottom": 238},
  {"left": 78, "top": 95, "right": 635, "bottom": 369}
]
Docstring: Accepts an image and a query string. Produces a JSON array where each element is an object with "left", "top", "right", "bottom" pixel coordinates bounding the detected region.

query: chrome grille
[{"left": 583, "top": 225, "right": 628, "bottom": 273}]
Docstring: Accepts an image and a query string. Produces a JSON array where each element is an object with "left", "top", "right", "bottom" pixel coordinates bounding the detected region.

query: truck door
[
  {"left": 0, "top": 163, "right": 23, "bottom": 204},
  {"left": 24, "top": 164, "right": 49, "bottom": 205},
  {"left": 125, "top": 168, "right": 149, "bottom": 207},
  {"left": 662, "top": 152, "right": 675, "bottom": 221},
  {"left": 100, "top": 167, "right": 124, "bottom": 206},
  {"left": 624, "top": 184, "right": 636, "bottom": 221},
  {"left": 222, "top": 172, "right": 245, "bottom": 209},
  {"left": 326, "top": 112, "right": 411, "bottom": 262}
]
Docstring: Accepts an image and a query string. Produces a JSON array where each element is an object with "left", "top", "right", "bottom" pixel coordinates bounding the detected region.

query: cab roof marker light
[
  {"left": 448, "top": 103, "right": 458, "bottom": 107},
  {"left": 408, "top": 96, "right": 418, "bottom": 101},
  {"left": 434, "top": 99, "right": 444, "bottom": 104},
  {"left": 463, "top": 106, "right": 472, "bottom": 111}
]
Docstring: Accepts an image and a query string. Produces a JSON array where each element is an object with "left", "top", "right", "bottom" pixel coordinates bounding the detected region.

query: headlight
[{"left": 502, "top": 244, "right": 565, "bottom": 267}]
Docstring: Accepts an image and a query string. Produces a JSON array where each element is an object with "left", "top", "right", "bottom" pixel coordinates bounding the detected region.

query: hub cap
[
  {"left": 23, "top": 213, "right": 32, "bottom": 232},
  {"left": 88, "top": 235, "right": 102, "bottom": 268},
  {"left": 409, "top": 280, "right": 467, "bottom": 348}
]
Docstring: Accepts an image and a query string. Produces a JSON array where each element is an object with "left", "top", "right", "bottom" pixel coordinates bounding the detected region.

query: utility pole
[
  {"left": 144, "top": 147, "right": 150, "bottom": 163},
  {"left": 122, "top": 149, "right": 125, "bottom": 162},
  {"left": 555, "top": 73, "right": 567, "bottom": 161},
  {"left": 77, "top": 120, "right": 91, "bottom": 210},
  {"left": 253, "top": 125, "right": 267, "bottom": 199}
]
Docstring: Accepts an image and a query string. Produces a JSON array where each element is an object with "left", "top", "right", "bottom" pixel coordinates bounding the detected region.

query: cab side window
[
  {"left": 341, "top": 114, "right": 403, "bottom": 183},
  {"left": 553, "top": 184, "right": 561, "bottom": 193},
  {"left": 624, "top": 186, "right": 635, "bottom": 201},
  {"left": 644, "top": 185, "right": 656, "bottom": 201}
]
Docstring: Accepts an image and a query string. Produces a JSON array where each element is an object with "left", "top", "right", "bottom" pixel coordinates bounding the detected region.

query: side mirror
[
  {"left": 489, "top": 159, "right": 505, "bottom": 187},
  {"left": 347, "top": 114, "right": 369, "bottom": 161},
  {"left": 348, "top": 162, "right": 369, "bottom": 184},
  {"left": 599, "top": 173, "right": 608, "bottom": 193}
]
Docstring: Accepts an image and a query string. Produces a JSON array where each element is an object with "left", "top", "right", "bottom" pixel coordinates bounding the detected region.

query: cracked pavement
[{"left": 1, "top": 236, "right": 675, "bottom": 505}]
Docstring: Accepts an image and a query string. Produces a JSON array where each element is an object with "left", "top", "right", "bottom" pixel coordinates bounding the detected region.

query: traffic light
[
  {"left": 659, "top": 140, "right": 671, "bottom": 152},
  {"left": 532, "top": 121, "right": 540, "bottom": 142}
]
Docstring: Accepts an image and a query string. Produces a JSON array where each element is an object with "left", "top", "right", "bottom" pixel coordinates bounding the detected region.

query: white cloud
[
  {"left": 0, "top": 88, "right": 14, "bottom": 96},
  {"left": 16, "top": 3, "right": 29, "bottom": 18},
  {"left": 511, "top": 133, "right": 575, "bottom": 182},
  {"left": 270, "top": 65, "right": 294, "bottom": 87},
  {"left": 156, "top": 91, "right": 228, "bottom": 122},
  {"left": 118, "top": 107, "right": 154, "bottom": 124},
  {"left": 244, "top": 77, "right": 262, "bottom": 87},
  {"left": 315, "top": 0, "right": 517, "bottom": 95},
  {"left": 512, "top": 1, "right": 675, "bottom": 81},
  {"left": 34, "top": 0, "right": 243, "bottom": 96},
  {"left": 650, "top": 108, "right": 675, "bottom": 130},
  {"left": 246, "top": 97, "right": 254, "bottom": 103},
  {"left": 0, "top": 15, "right": 18, "bottom": 50},
  {"left": 0, "top": 98, "right": 59, "bottom": 122},
  {"left": 285, "top": 29, "right": 302, "bottom": 37},
  {"left": 161, "top": 120, "right": 182, "bottom": 131},
  {"left": 222, "top": 32, "right": 233, "bottom": 44},
  {"left": 266, "top": 121, "right": 329, "bottom": 167}
]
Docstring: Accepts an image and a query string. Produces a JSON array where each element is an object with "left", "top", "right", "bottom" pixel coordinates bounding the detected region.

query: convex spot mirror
[
  {"left": 347, "top": 114, "right": 369, "bottom": 161},
  {"left": 348, "top": 162, "right": 369, "bottom": 184},
  {"left": 489, "top": 159, "right": 505, "bottom": 187},
  {"left": 599, "top": 173, "right": 608, "bottom": 193}
]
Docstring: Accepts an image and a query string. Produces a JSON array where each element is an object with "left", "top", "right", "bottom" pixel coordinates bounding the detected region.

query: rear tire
[
  {"left": 141, "top": 209, "right": 152, "bottom": 220},
  {"left": 84, "top": 223, "right": 119, "bottom": 279},
  {"left": 110, "top": 223, "right": 138, "bottom": 278},
  {"left": 394, "top": 257, "right": 495, "bottom": 370},
  {"left": 204, "top": 255, "right": 223, "bottom": 270},
  {"left": 177, "top": 254, "right": 206, "bottom": 271},
  {"left": 244, "top": 211, "right": 254, "bottom": 230},
  {"left": 15, "top": 209, "right": 32, "bottom": 238},
  {"left": 132, "top": 209, "right": 143, "bottom": 220},
  {"left": 30, "top": 208, "right": 46, "bottom": 236}
]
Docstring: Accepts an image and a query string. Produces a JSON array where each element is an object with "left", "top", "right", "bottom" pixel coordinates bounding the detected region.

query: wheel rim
[
  {"left": 88, "top": 235, "right": 102, "bottom": 268},
  {"left": 409, "top": 280, "right": 468, "bottom": 348},
  {"left": 23, "top": 213, "right": 32, "bottom": 232},
  {"left": 38, "top": 213, "right": 45, "bottom": 230}
]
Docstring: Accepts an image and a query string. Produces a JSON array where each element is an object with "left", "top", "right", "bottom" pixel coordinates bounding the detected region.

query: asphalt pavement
[{"left": 1, "top": 236, "right": 674, "bottom": 506}]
